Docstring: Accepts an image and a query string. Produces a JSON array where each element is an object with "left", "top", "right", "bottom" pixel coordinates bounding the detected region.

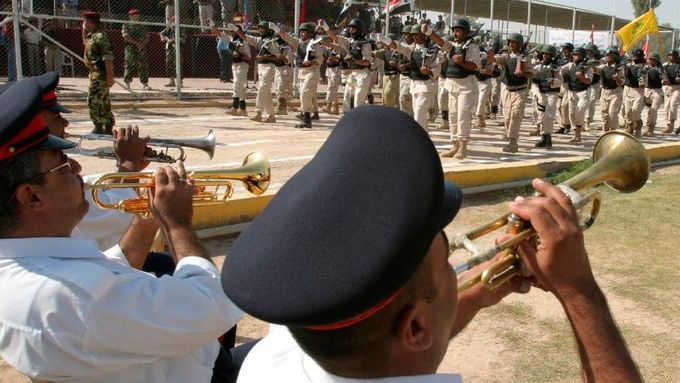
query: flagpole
[{"left": 385, "top": 0, "right": 390, "bottom": 35}]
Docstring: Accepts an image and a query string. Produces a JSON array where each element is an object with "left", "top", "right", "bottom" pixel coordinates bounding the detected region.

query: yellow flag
[{"left": 616, "top": 9, "right": 659, "bottom": 52}]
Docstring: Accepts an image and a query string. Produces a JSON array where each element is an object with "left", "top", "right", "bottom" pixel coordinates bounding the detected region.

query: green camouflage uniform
[
  {"left": 160, "top": 26, "right": 184, "bottom": 78},
  {"left": 84, "top": 27, "right": 115, "bottom": 131},
  {"left": 122, "top": 23, "right": 149, "bottom": 84}
]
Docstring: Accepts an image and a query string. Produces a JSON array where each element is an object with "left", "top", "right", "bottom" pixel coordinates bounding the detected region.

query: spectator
[
  {"left": 1, "top": 19, "right": 17, "bottom": 81},
  {"left": 22, "top": 18, "right": 43, "bottom": 76},
  {"left": 61, "top": 0, "right": 79, "bottom": 28},
  {"left": 217, "top": 33, "right": 232, "bottom": 82},
  {"left": 435, "top": 15, "right": 446, "bottom": 34},
  {"left": 43, "top": 21, "right": 62, "bottom": 75}
]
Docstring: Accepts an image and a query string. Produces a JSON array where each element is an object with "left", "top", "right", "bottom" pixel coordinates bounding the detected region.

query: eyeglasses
[{"left": 15, "top": 154, "right": 72, "bottom": 187}]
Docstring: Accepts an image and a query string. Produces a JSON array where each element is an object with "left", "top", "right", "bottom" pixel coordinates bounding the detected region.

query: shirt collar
[{"left": 0, "top": 237, "right": 104, "bottom": 259}]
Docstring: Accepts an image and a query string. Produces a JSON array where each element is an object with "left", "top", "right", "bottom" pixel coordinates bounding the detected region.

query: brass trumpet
[
  {"left": 67, "top": 130, "right": 216, "bottom": 163},
  {"left": 451, "top": 131, "right": 650, "bottom": 292},
  {"left": 84, "top": 152, "right": 270, "bottom": 215}
]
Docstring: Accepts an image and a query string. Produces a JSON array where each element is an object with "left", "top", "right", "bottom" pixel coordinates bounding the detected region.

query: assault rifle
[{"left": 460, "top": 23, "right": 485, "bottom": 51}]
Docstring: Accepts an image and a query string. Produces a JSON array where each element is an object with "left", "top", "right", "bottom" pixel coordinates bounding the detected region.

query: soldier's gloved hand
[
  {"left": 268, "top": 22, "right": 281, "bottom": 34},
  {"left": 317, "top": 19, "right": 329, "bottom": 32},
  {"left": 226, "top": 23, "right": 239, "bottom": 32},
  {"left": 421, "top": 24, "right": 432, "bottom": 36}
]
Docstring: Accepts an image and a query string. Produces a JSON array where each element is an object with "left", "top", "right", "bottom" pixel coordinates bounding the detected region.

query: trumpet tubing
[{"left": 451, "top": 131, "right": 650, "bottom": 292}]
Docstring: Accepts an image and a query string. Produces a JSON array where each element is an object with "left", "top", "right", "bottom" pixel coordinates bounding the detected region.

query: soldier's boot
[
  {"left": 331, "top": 102, "right": 340, "bottom": 115},
  {"left": 263, "top": 114, "right": 277, "bottom": 123},
  {"left": 634, "top": 120, "right": 643, "bottom": 138},
  {"left": 643, "top": 125, "right": 655, "bottom": 137},
  {"left": 585, "top": 118, "right": 592, "bottom": 131},
  {"left": 165, "top": 78, "right": 176, "bottom": 87},
  {"left": 675, "top": 127, "right": 680, "bottom": 134},
  {"left": 323, "top": 102, "right": 333, "bottom": 114},
  {"left": 625, "top": 121, "right": 634, "bottom": 135},
  {"left": 227, "top": 97, "right": 240, "bottom": 115},
  {"left": 439, "top": 111, "right": 449, "bottom": 130},
  {"left": 530, "top": 124, "right": 540, "bottom": 136},
  {"left": 124, "top": 81, "right": 131, "bottom": 91},
  {"left": 535, "top": 134, "right": 553, "bottom": 149},
  {"left": 91, "top": 123, "right": 104, "bottom": 134},
  {"left": 603, "top": 120, "right": 610, "bottom": 132},
  {"left": 569, "top": 126, "right": 582, "bottom": 143},
  {"left": 453, "top": 141, "right": 468, "bottom": 160},
  {"left": 428, "top": 108, "right": 437, "bottom": 123},
  {"left": 490, "top": 105, "right": 498, "bottom": 119},
  {"left": 250, "top": 111, "right": 262, "bottom": 122},
  {"left": 295, "top": 112, "right": 312, "bottom": 129},
  {"left": 275, "top": 98, "right": 288, "bottom": 115},
  {"left": 311, "top": 112, "right": 320, "bottom": 121},
  {"left": 367, "top": 94, "right": 374, "bottom": 104},
  {"left": 662, "top": 120, "right": 674, "bottom": 133},
  {"left": 142, "top": 83, "right": 152, "bottom": 91},
  {"left": 556, "top": 124, "right": 570, "bottom": 134},
  {"left": 237, "top": 100, "right": 247, "bottom": 116},
  {"left": 103, "top": 124, "right": 113, "bottom": 135},
  {"left": 476, "top": 114, "right": 486, "bottom": 128},
  {"left": 502, "top": 138, "right": 519, "bottom": 153},
  {"left": 440, "top": 140, "right": 460, "bottom": 158}
]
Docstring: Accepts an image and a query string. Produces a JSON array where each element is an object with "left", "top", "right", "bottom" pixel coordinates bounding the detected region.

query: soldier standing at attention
[
  {"left": 122, "top": 9, "right": 151, "bottom": 91},
  {"left": 239, "top": 21, "right": 280, "bottom": 123},
  {"left": 532, "top": 44, "right": 563, "bottom": 148},
  {"left": 487, "top": 33, "right": 534, "bottom": 153},
  {"left": 426, "top": 19, "right": 480, "bottom": 159},
  {"left": 662, "top": 50, "right": 680, "bottom": 134},
  {"left": 595, "top": 47, "right": 625, "bottom": 133},
  {"left": 82, "top": 12, "right": 114, "bottom": 135}
]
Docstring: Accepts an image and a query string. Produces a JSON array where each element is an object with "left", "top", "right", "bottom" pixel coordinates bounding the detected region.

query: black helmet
[
  {"left": 258, "top": 21, "right": 271, "bottom": 30},
  {"left": 386, "top": 32, "right": 398, "bottom": 40},
  {"left": 632, "top": 48, "right": 645, "bottom": 58},
  {"left": 668, "top": 50, "right": 679, "bottom": 57},
  {"left": 605, "top": 46, "right": 619, "bottom": 56},
  {"left": 573, "top": 47, "right": 586, "bottom": 56},
  {"left": 561, "top": 42, "right": 574, "bottom": 51},
  {"left": 348, "top": 18, "right": 364, "bottom": 33},
  {"left": 451, "top": 18, "right": 470, "bottom": 34}
]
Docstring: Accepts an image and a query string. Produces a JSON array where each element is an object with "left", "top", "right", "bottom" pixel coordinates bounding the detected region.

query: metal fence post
[
  {"left": 174, "top": 0, "right": 181, "bottom": 100},
  {"left": 11, "top": 0, "right": 23, "bottom": 80}
]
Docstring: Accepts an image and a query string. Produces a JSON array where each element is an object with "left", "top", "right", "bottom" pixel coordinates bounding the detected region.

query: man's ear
[
  {"left": 13, "top": 183, "right": 46, "bottom": 211},
  {"left": 394, "top": 301, "right": 433, "bottom": 352}
]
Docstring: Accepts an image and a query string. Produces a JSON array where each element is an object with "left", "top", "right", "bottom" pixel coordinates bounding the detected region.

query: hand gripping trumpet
[
  {"left": 84, "top": 152, "right": 270, "bottom": 215},
  {"left": 451, "top": 131, "right": 650, "bottom": 292}
]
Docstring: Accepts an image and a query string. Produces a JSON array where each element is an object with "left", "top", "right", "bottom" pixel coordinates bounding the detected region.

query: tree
[{"left": 631, "top": 0, "right": 662, "bottom": 17}]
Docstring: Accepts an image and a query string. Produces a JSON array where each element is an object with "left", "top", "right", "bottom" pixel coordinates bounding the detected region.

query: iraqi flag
[{"left": 385, "top": 0, "right": 416, "bottom": 15}]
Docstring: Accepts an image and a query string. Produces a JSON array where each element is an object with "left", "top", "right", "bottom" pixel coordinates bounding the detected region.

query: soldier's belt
[{"left": 506, "top": 86, "right": 527, "bottom": 92}]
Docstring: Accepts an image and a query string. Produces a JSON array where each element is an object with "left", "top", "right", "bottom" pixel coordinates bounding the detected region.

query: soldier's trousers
[
  {"left": 489, "top": 77, "right": 501, "bottom": 111},
  {"left": 299, "top": 66, "right": 320, "bottom": 113},
  {"left": 383, "top": 73, "right": 400, "bottom": 108},
  {"left": 124, "top": 45, "right": 149, "bottom": 84},
  {"left": 665, "top": 85, "right": 680, "bottom": 122},
  {"left": 568, "top": 88, "right": 591, "bottom": 127},
  {"left": 232, "top": 62, "right": 248, "bottom": 100},
  {"left": 256, "top": 63, "right": 276, "bottom": 116},
  {"left": 275, "top": 65, "right": 293, "bottom": 101},
  {"left": 165, "top": 44, "right": 182, "bottom": 79},
  {"left": 536, "top": 91, "right": 559, "bottom": 135},
  {"left": 644, "top": 87, "right": 663, "bottom": 127},
  {"left": 445, "top": 76, "right": 478, "bottom": 141},
  {"left": 409, "top": 78, "right": 436, "bottom": 131},
  {"left": 437, "top": 77, "right": 448, "bottom": 112},
  {"left": 588, "top": 83, "right": 602, "bottom": 122},
  {"left": 624, "top": 86, "right": 645, "bottom": 125},
  {"left": 326, "top": 67, "right": 341, "bottom": 105},
  {"left": 503, "top": 88, "right": 528, "bottom": 139},
  {"left": 558, "top": 86, "right": 570, "bottom": 126},
  {"left": 476, "top": 79, "right": 491, "bottom": 117},
  {"left": 399, "top": 75, "right": 413, "bottom": 116},
  {"left": 349, "top": 69, "right": 372, "bottom": 108},
  {"left": 88, "top": 78, "right": 114, "bottom": 128},
  {"left": 600, "top": 87, "right": 623, "bottom": 131}
]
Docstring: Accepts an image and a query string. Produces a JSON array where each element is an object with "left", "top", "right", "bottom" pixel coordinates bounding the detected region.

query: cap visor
[
  {"left": 35, "top": 134, "right": 77, "bottom": 151},
  {"left": 50, "top": 103, "right": 71, "bottom": 114},
  {"left": 438, "top": 181, "right": 463, "bottom": 231}
]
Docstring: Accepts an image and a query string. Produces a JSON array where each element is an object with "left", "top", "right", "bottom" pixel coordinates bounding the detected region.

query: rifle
[{"left": 460, "top": 23, "right": 485, "bottom": 51}]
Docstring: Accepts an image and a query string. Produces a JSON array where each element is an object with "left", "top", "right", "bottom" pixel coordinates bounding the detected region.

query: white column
[
  {"left": 450, "top": 0, "right": 455, "bottom": 24},
  {"left": 572, "top": 8, "right": 576, "bottom": 44},
  {"left": 294, "top": 0, "right": 300, "bottom": 35},
  {"left": 11, "top": 0, "right": 23, "bottom": 80},
  {"left": 610, "top": 15, "right": 616, "bottom": 46},
  {"left": 527, "top": 0, "right": 531, "bottom": 44},
  {"left": 490, "top": 0, "right": 495, "bottom": 32}
]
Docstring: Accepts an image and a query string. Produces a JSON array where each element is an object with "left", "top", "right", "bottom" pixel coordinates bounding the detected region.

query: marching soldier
[
  {"left": 487, "top": 33, "right": 534, "bottom": 153},
  {"left": 397, "top": 25, "right": 414, "bottom": 116},
  {"left": 275, "top": 22, "right": 324, "bottom": 129},
  {"left": 274, "top": 35, "right": 295, "bottom": 116},
  {"left": 557, "top": 42, "right": 574, "bottom": 134},
  {"left": 122, "top": 9, "right": 151, "bottom": 91},
  {"left": 530, "top": 45, "right": 545, "bottom": 135},
  {"left": 160, "top": 17, "right": 185, "bottom": 88},
  {"left": 380, "top": 23, "right": 441, "bottom": 132},
  {"left": 561, "top": 47, "right": 593, "bottom": 143},
  {"left": 475, "top": 40, "right": 495, "bottom": 129},
  {"left": 532, "top": 44, "right": 563, "bottom": 148},
  {"left": 379, "top": 33, "right": 401, "bottom": 109},
  {"left": 320, "top": 18, "right": 374, "bottom": 110},
  {"left": 82, "top": 12, "right": 114, "bottom": 135},
  {"left": 641, "top": 53, "right": 664, "bottom": 137},
  {"left": 435, "top": 35, "right": 454, "bottom": 130},
  {"left": 596, "top": 47, "right": 625, "bottom": 133},
  {"left": 488, "top": 41, "right": 502, "bottom": 120},
  {"left": 239, "top": 21, "right": 280, "bottom": 123},
  {"left": 623, "top": 49, "right": 646, "bottom": 137},
  {"left": 661, "top": 50, "right": 680, "bottom": 134},
  {"left": 323, "top": 42, "right": 342, "bottom": 115},
  {"left": 584, "top": 43, "right": 602, "bottom": 130},
  {"left": 214, "top": 23, "right": 251, "bottom": 116},
  {"left": 426, "top": 19, "right": 480, "bottom": 158}
]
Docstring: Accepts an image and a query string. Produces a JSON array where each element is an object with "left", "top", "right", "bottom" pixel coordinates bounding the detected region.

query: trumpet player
[
  {"left": 487, "top": 33, "right": 534, "bottom": 153},
  {"left": 560, "top": 47, "right": 593, "bottom": 143}
]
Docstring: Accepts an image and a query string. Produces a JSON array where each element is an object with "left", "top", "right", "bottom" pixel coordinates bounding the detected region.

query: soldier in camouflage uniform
[
  {"left": 122, "top": 9, "right": 151, "bottom": 91},
  {"left": 82, "top": 12, "right": 115, "bottom": 135},
  {"left": 160, "top": 17, "right": 185, "bottom": 88}
]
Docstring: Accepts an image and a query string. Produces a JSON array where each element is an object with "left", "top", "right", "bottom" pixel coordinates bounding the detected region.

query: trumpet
[
  {"left": 451, "top": 131, "right": 650, "bottom": 292},
  {"left": 66, "top": 130, "right": 216, "bottom": 163},
  {"left": 84, "top": 152, "right": 270, "bottom": 215}
]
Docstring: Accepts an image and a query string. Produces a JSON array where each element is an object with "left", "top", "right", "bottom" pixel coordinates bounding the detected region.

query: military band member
[
  {"left": 323, "top": 43, "right": 342, "bottom": 115},
  {"left": 82, "top": 12, "right": 114, "bottom": 135},
  {"left": 321, "top": 18, "right": 374, "bottom": 110},
  {"left": 488, "top": 33, "right": 534, "bottom": 153},
  {"left": 397, "top": 25, "right": 414, "bottom": 116},
  {"left": 122, "top": 9, "right": 151, "bottom": 91},
  {"left": 426, "top": 19, "right": 480, "bottom": 159},
  {"left": 661, "top": 50, "right": 680, "bottom": 134},
  {"left": 214, "top": 23, "right": 251, "bottom": 116},
  {"left": 276, "top": 22, "right": 324, "bottom": 129},
  {"left": 596, "top": 47, "right": 625, "bottom": 133},
  {"left": 623, "top": 49, "right": 646, "bottom": 137},
  {"left": 557, "top": 42, "right": 574, "bottom": 134},
  {"left": 561, "top": 47, "right": 593, "bottom": 143},
  {"left": 641, "top": 53, "right": 664, "bottom": 137},
  {"left": 379, "top": 33, "right": 401, "bottom": 109},
  {"left": 239, "top": 21, "right": 280, "bottom": 123},
  {"left": 532, "top": 45, "right": 563, "bottom": 149}
]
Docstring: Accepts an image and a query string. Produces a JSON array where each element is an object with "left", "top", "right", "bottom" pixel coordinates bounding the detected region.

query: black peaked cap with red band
[
  {"left": 0, "top": 72, "right": 71, "bottom": 113},
  {"left": 0, "top": 79, "right": 75, "bottom": 162},
  {"left": 221, "top": 105, "right": 463, "bottom": 329}
]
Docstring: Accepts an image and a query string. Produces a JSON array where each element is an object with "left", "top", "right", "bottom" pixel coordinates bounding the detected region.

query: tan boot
[
  {"left": 331, "top": 102, "right": 340, "bottom": 115},
  {"left": 275, "top": 98, "right": 288, "bottom": 115},
  {"left": 476, "top": 115, "right": 486, "bottom": 128},
  {"left": 569, "top": 126, "right": 582, "bottom": 143},
  {"left": 250, "top": 111, "right": 262, "bottom": 122},
  {"left": 438, "top": 119, "right": 449, "bottom": 130},
  {"left": 662, "top": 120, "right": 674, "bottom": 133},
  {"left": 643, "top": 126, "right": 655, "bottom": 137},
  {"left": 263, "top": 114, "right": 277, "bottom": 123},
  {"left": 453, "top": 141, "right": 467, "bottom": 159},
  {"left": 323, "top": 102, "right": 332, "bottom": 114},
  {"left": 634, "top": 120, "right": 643, "bottom": 138},
  {"left": 441, "top": 141, "right": 460, "bottom": 158},
  {"left": 529, "top": 124, "right": 540, "bottom": 136},
  {"left": 502, "top": 139, "right": 518, "bottom": 153}
]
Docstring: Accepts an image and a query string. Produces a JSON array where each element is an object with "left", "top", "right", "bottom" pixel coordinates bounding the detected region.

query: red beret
[
  {"left": 128, "top": 8, "right": 139, "bottom": 15},
  {"left": 82, "top": 11, "right": 100, "bottom": 20}
]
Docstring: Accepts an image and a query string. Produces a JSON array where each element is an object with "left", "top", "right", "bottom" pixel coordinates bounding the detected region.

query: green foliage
[
  {"left": 631, "top": 0, "right": 662, "bottom": 17},
  {"left": 547, "top": 159, "right": 593, "bottom": 185}
]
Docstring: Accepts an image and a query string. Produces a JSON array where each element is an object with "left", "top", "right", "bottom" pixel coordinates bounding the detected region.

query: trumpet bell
[{"left": 591, "top": 131, "right": 650, "bottom": 193}]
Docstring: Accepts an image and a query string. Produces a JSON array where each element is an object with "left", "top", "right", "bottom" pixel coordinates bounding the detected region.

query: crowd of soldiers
[{"left": 209, "top": 16, "right": 680, "bottom": 159}]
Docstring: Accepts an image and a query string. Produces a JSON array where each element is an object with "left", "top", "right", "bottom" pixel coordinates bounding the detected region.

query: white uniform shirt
[
  {"left": 0, "top": 237, "right": 243, "bottom": 383},
  {"left": 237, "top": 326, "right": 464, "bottom": 383}
]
